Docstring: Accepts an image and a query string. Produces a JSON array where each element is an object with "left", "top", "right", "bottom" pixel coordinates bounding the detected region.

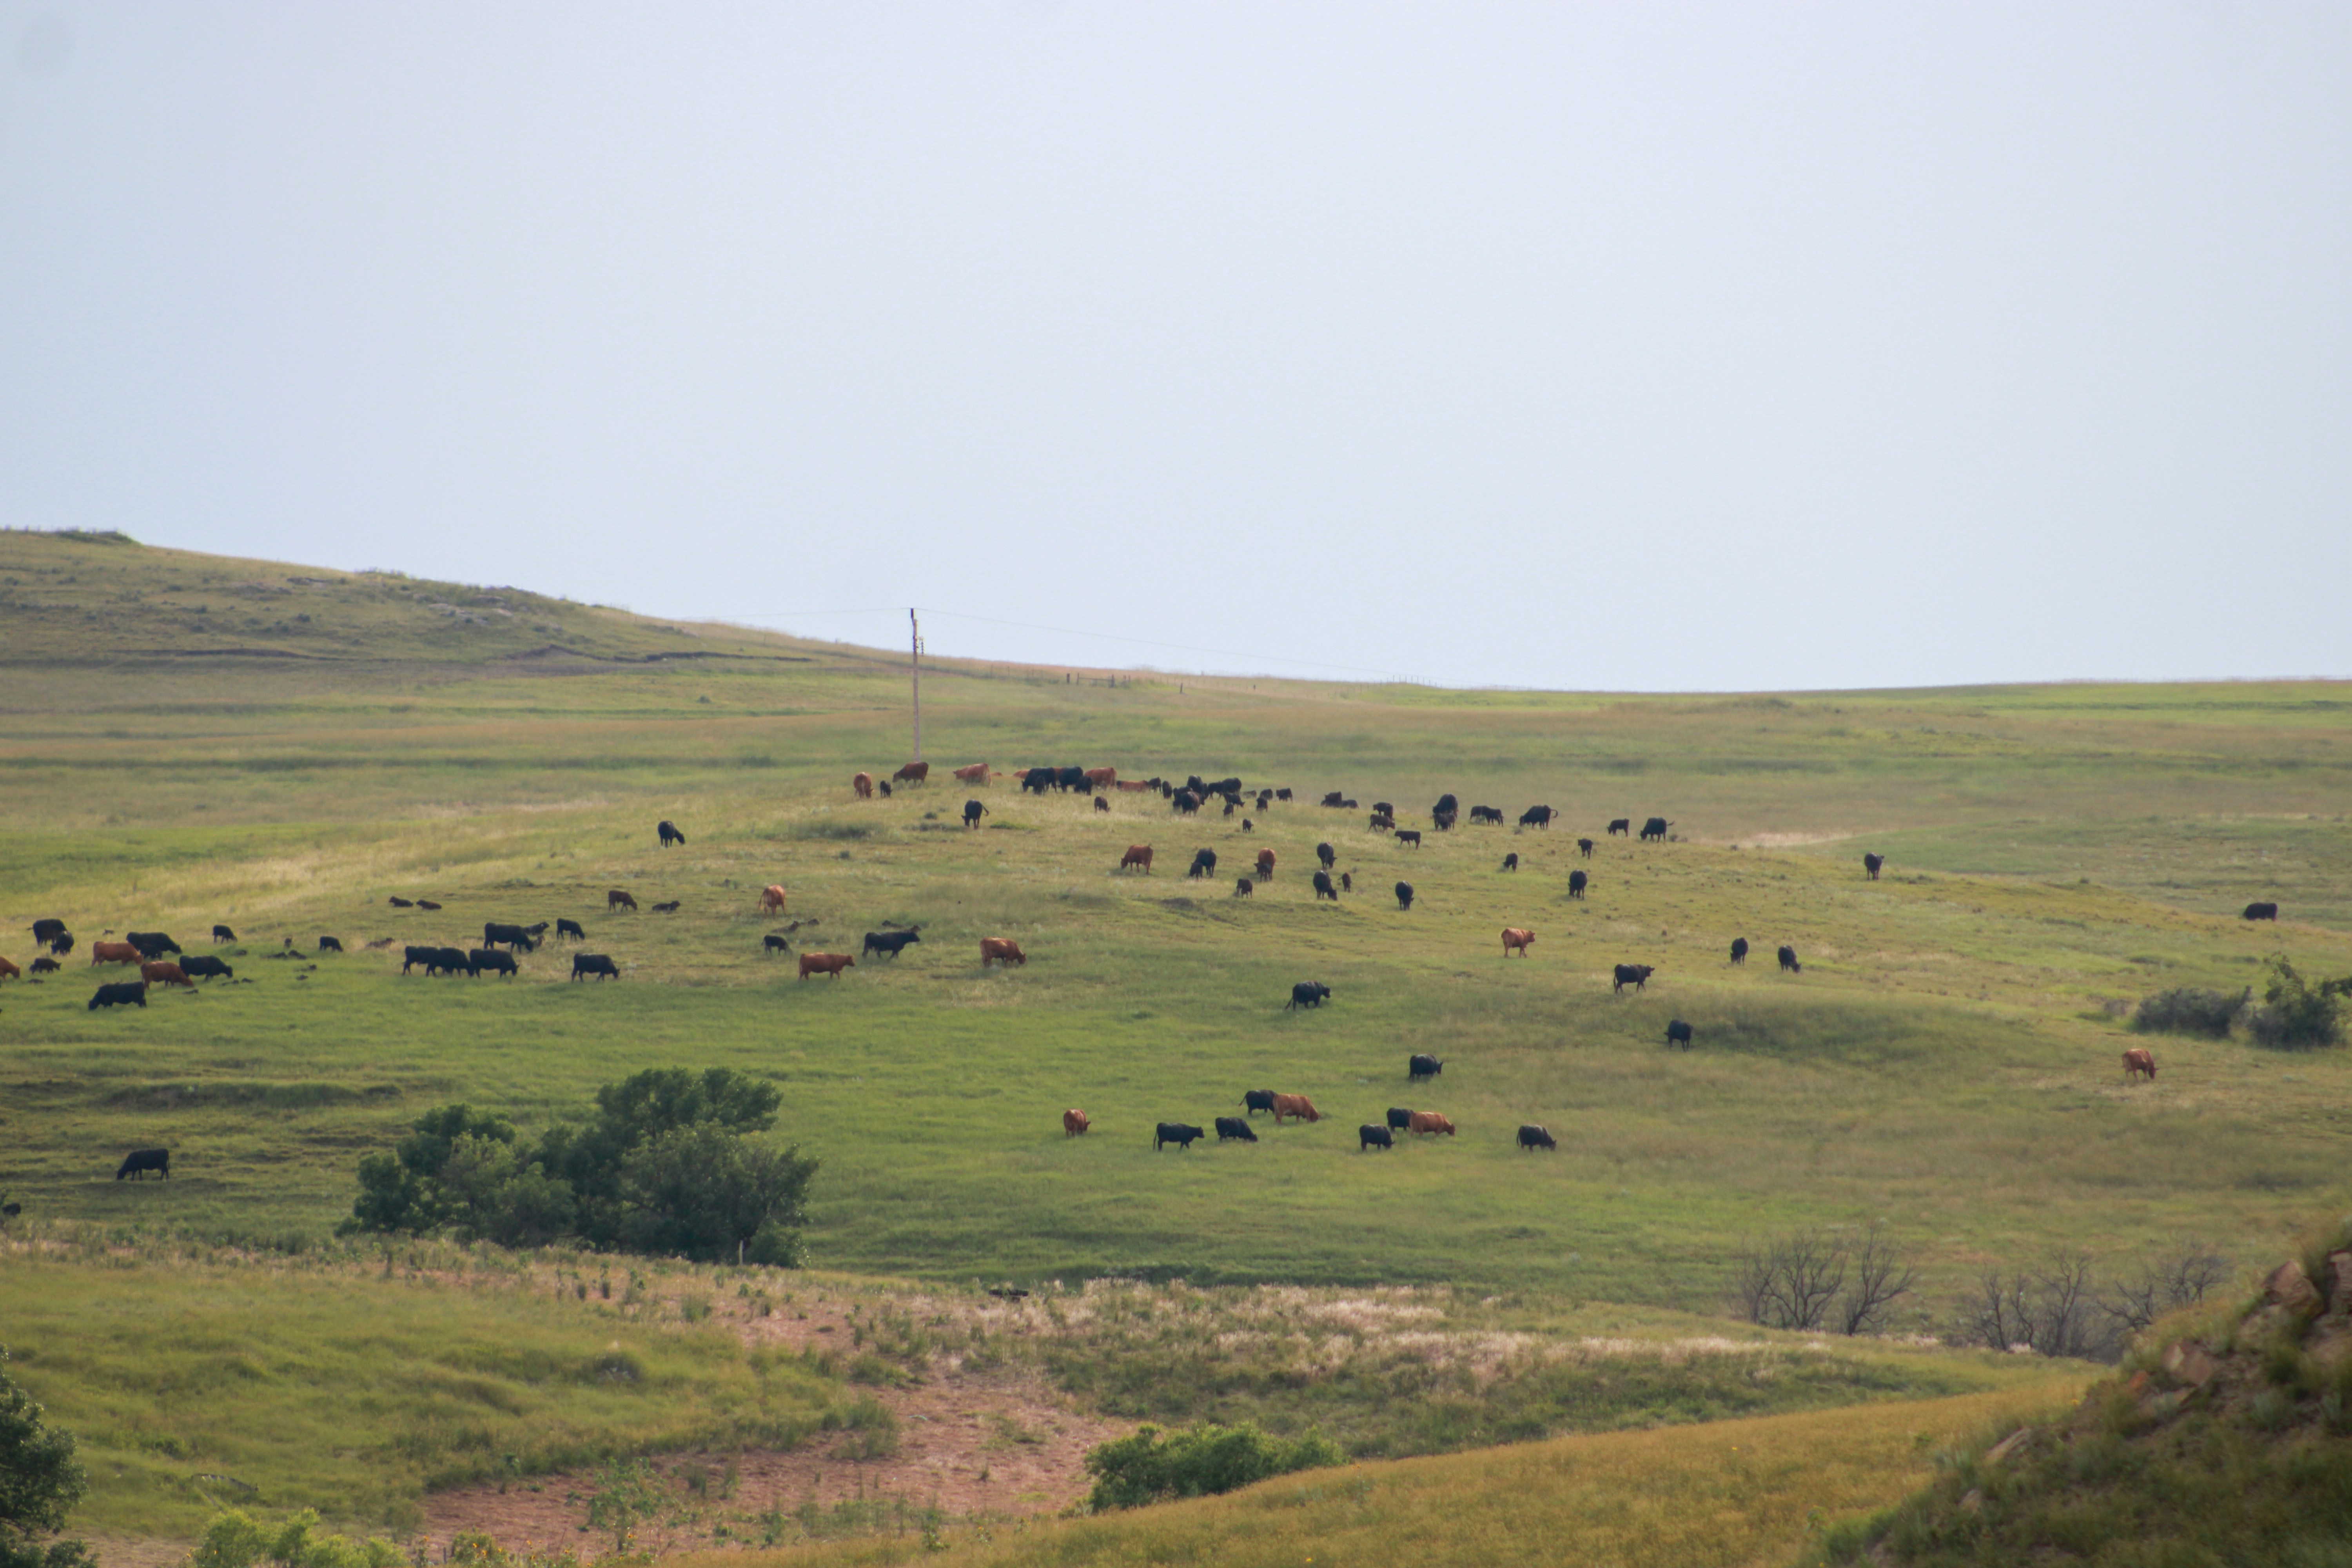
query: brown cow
[
  {"left": 608, "top": 890, "right": 638, "bottom": 911},
  {"left": 1406, "top": 1111, "right": 1456, "bottom": 1136},
  {"left": 852, "top": 772, "right": 874, "bottom": 799},
  {"left": 1501, "top": 927, "right": 1536, "bottom": 958},
  {"left": 980, "top": 937, "right": 1027, "bottom": 968},
  {"left": 797, "top": 952, "right": 855, "bottom": 981},
  {"left": 91, "top": 940, "right": 142, "bottom": 966},
  {"left": 893, "top": 760, "right": 930, "bottom": 785},
  {"left": 0, "top": 956, "right": 18, "bottom": 981},
  {"left": 1063, "top": 1108, "right": 1091, "bottom": 1137},
  {"left": 1085, "top": 767, "right": 1118, "bottom": 789},
  {"left": 1270, "top": 1093, "right": 1321, "bottom": 1124},
  {"left": 2122, "top": 1048, "right": 2157, "bottom": 1082},
  {"left": 760, "top": 885, "right": 788, "bottom": 914},
  {"left": 1255, "top": 848, "right": 1276, "bottom": 878},
  {"left": 1120, "top": 845, "right": 1154, "bottom": 873},
  {"left": 955, "top": 763, "right": 992, "bottom": 784},
  {"left": 1116, "top": 779, "right": 1154, "bottom": 792},
  {"left": 139, "top": 960, "right": 194, "bottom": 990}
]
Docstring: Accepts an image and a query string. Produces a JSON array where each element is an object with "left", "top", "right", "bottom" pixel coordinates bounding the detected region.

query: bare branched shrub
[
  {"left": 1957, "top": 1245, "right": 2223, "bottom": 1363},
  {"left": 1838, "top": 1227, "right": 1919, "bottom": 1337},
  {"left": 1732, "top": 1228, "right": 1915, "bottom": 1335},
  {"left": 2100, "top": 1243, "right": 2231, "bottom": 1336}
]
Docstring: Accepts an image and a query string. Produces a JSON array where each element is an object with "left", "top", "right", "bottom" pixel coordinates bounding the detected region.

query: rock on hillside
[{"left": 1812, "top": 1224, "right": 2352, "bottom": 1565}]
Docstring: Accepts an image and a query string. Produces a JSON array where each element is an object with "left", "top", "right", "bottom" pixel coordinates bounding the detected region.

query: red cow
[
  {"left": 1085, "top": 767, "right": 1118, "bottom": 789},
  {"left": 893, "top": 761, "right": 930, "bottom": 785},
  {"left": 0, "top": 956, "right": 18, "bottom": 981},
  {"left": 797, "top": 952, "right": 855, "bottom": 981},
  {"left": 1270, "top": 1093, "right": 1320, "bottom": 1124},
  {"left": 852, "top": 772, "right": 874, "bottom": 799},
  {"left": 1063, "top": 1108, "right": 1090, "bottom": 1137},
  {"left": 955, "top": 763, "right": 992, "bottom": 784},
  {"left": 1120, "top": 845, "right": 1154, "bottom": 873},
  {"left": 140, "top": 960, "right": 194, "bottom": 990},
  {"left": 1116, "top": 780, "right": 1153, "bottom": 792},
  {"left": 1406, "top": 1111, "right": 1456, "bottom": 1136},
  {"left": 1255, "top": 849, "right": 1276, "bottom": 878},
  {"left": 980, "top": 937, "right": 1027, "bottom": 968},
  {"left": 1501, "top": 927, "right": 1536, "bottom": 958},
  {"left": 92, "top": 940, "right": 143, "bottom": 965},
  {"left": 2122, "top": 1048, "right": 2157, "bottom": 1082},
  {"left": 608, "top": 890, "right": 638, "bottom": 911},
  {"left": 760, "top": 885, "right": 787, "bottom": 914}
]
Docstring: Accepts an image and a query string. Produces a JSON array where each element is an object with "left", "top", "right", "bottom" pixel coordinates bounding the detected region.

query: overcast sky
[{"left": 3, "top": 4, "right": 2346, "bottom": 690}]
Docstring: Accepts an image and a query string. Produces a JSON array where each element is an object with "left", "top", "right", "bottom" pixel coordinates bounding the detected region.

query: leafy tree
[
  {"left": 0, "top": 1350, "right": 92, "bottom": 1568},
  {"left": 189, "top": 1509, "right": 401, "bottom": 1568},
  {"left": 555, "top": 1069, "right": 781, "bottom": 1245},
  {"left": 1082, "top": 1422, "right": 1342, "bottom": 1511},
  {"left": 2246, "top": 956, "right": 2346, "bottom": 1049},
  {"left": 618, "top": 1123, "right": 816, "bottom": 1265}
]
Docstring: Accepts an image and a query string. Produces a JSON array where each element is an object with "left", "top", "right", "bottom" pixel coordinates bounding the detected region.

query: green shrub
[
  {"left": 188, "top": 1510, "right": 401, "bottom": 1568},
  {"left": 0, "top": 1350, "right": 91, "bottom": 1568},
  {"left": 1083, "top": 1421, "right": 1343, "bottom": 1511},
  {"left": 2243, "top": 959, "right": 2346, "bottom": 1051},
  {"left": 2130, "top": 987, "right": 2247, "bottom": 1039}
]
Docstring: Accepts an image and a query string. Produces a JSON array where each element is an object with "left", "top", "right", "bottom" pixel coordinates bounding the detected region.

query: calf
[
  {"left": 798, "top": 952, "right": 856, "bottom": 980},
  {"left": 1567, "top": 870, "right": 1587, "bottom": 900},
  {"left": 572, "top": 953, "right": 621, "bottom": 981},
  {"left": 1517, "top": 1125, "right": 1557, "bottom": 1151},
  {"left": 1863, "top": 852, "right": 1884, "bottom": 880},
  {"left": 980, "top": 937, "right": 1028, "bottom": 968},
  {"left": 388, "top": 897, "right": 414, "bottom": 908},
  {"left": 1243, "top": 1090, "right": 1278, "bottom": 1116},
  {"left": 1608, "top": 818, "right": 1630, "bottom": 836},
  {"left": 1270, "top": 1093, "right": 1321, "bottom": 1124},
  {"left": 1341, "top": 873, "right": 1353, "bottom": 893},
  {"left": 760, "top": 886, "right": 788, "bottom": 914},
  {"left": 1153, "top": 1122, "right": 1204, "bottom": 1151},
  {"left": 468, "top": 948, "right": 519, "bottom": 978},
  {"left": 1189, "top": 848, "right": 1218, "bottom": 878},
  {"left": 1578, "top": 837, "right": 1594, "bottom": 858},
  {"left": 651, "top": 901, "right": 681, "bottom": 913},
  {"left": 1406, "top": 1111, "right": 1455, "bottom": 1136},
  {"left": 1665, "top": 1019, "right": 1693, "bottom": 1049},
  {"left": 608, "top": 890, "right": 638, "bottom": 911},
  {"left": 1386, "top": 1107, "right": 1413, "bottom": 1131},
  {"left": 1469, "top": 805, "right": 1504, "bottom": 824},
  {"left": 1215, "top": 1116, "right": 1258, "bottom": 1143},
  {"left": 1395, "top": 881, "right": 1414, "bottom": 909},
  {"left": 658, "top": 819, "right": 686, "bottom": 847},
  {"left": 1094, "top": 796, "right": 1110, "bottom": 813},
  {"left": 1501, "top": 927, "right": 1536, "bottom": 957},
  {"left": 1729, "top": 937, "right": 1749, "bottom": 965},
  {"left": 1501, "top": 853, "right": 1519, "bottom": 872},
  {"left": 557, "top": 918, "right": 586, "bottom": 940},
  {"left": 1120, "top": 845, "right": 1154, "bottom": 873},
  {"left": 30, "top": 956, "right": 60, "bottom": 975},
  {"left": 139, "top": 961, "right": 194, "bottom": 990},
  {"left": 1359, "top": 1124, "right": 1394, "bottom": 1151},
  {"left": 1408, "top": 1053, "right": 1443, "bottom": 1082},
  {"left": 1234, "top": 878, "right": 1254, "bottom": 898},
  {"left": 1242, "top": 819, "right": 1253, "bottom": 832},
  {"left": 89, "top": 981, "right": 147, "bottom": 1011},
  {"left": 416, "top": 900, "right": 442, "bottom": 911},
  {"left": 1287, "top": 981, "right": 1332, "bottom": 1010},
  {"left": 853, "top": 771, "right": 874, "bottom": 799},
  {"left": 962, "top": 799, "right": 988, "bottom": 827},
  {"left": 763, "top": 933, "right": 790, "bottom": 956},
  {"left": 2122, "top": 1048, "right": 2157, "bottom": 1082},
  {"left": 31, "top": 918, "right": 67, "bottom": 946},
  {"left": 116, "top": 1148, "right": 170, "bottom": 1180},
  {"left": 1519, "top": 805, "right": 1555, "bottom": 829},
  {"left": 1395, "top": 830, "right": 1421, "bottom": 848},
  {"left": 1063, "top": 1108, "right": 1090, "bottom": 1136},
  {"left": 862, "top": 929, "right": 922, "bottom": 959},
  {"left": 1612, "top": 963, "right": 1655, "bottom": 993},
  {"left": 180, "top": 955, "right": 232, "bottom": 980},
  {"left": 212, "top": 924, "right": 236, "bottom": 943},
  {"left": 2243, "top": 902, "right": 2279, "bottom": 921},
  {"left": 1778, "top": 946, "right": 1802, "bottom": 974},
  {"left": 1312, "top": 871, "right": 1338, "bottom": 900}
]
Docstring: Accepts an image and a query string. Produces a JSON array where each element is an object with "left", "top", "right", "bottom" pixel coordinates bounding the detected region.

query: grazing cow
[
  {"left": 416, "top": 900, "right": 442, "bottom": 911},
  {"left": 1577, "top": 838, "right": 1594, "bottom": 858},
  {"left": 89, "top": 981, "right": 147, "bottom": 1010},
  {"left": 763, "top": 933, "right": 790, "bottom": 956},
  {"left": 127, "top": 932, "right": 181, "bottom": 959},
  {"left": 1518, "top": 1124, "right": 1558, "bottom": 1151},
  {"left": 1396, "top": 830, "right": 1422, "bottom": 849},
  {"left": 1863, "top": 852, "right": 1884, "bottom": 880},
  {"left": 468, "top": 948, "right": 519, "bottom": 978},
  {"left": 1316, "top": 842, "right": 1337, "bottom": 869},
  {"left": 1276, "top": 788, "right": 1293, "bottom": 802},
  {"left": 853, "top": 772, "right": 875, "bottom": 799},
  {"left": 1470, "top": 806, "right": 1504, "bottom": 825},
  {"left": 317, "top": 935, "right": 344, "bottom": 953},
  {"left": 2243, "top": 902, "right": 2279, "bottom": 922},
  {"left": 1519, "top": 806, "right": 1555, "bottom": 829},
  {"left": 1256, "top": 849, "right": 1276, "bottom": 878},
  {"left": 48, "top": 933, "right": 73, "bottom": 956},
  {"left": 1665, "top": 1019, "right": 1693, "bottom": 1049},
  {"left": 0, "top": 957, "right": 16, "bottom": 981},
  {"left": 1242, "top": 1090, "right": 1277, "bottom": 1115},
  {"left": 955, "top": 763, "right": 993, "bottom": 784},
  {"left": 1287, "top": 981, "right": 1332, "bottom": 1009},
  {"left": 1189, "top": 848, "right": 1217, "bottom": 878},
  {"left": 1608, "top": 818, "right": 1630, "bottom": 836},
  {"left": 388, "top": 897, "right": 414, "bottom": 908},
  {"left": 1020, "top": 768, "right": 1057, "bottom": 795},
  {"left": 1120, "top": 845, "right": 1154, "bottom": 873},
  {"left": 1118, "top": 779, "right": 1154, "bottom": 792},
  {"left": 1063, "top": 1108, "right": 1090, "bottom": 1136},
  {"left": 955, "top": 798, "right": 987, "bottom": 830},
  {"left": 1341, "top": 872, "right": 1352, "bottom": 893},
  {"left": 894, "top": 761, "right": 931, "bottom": 786},
  {"left": 658, "top": 819, "right": 686, "bottom": 848},
  {"left": 1434, "top": 792, "right": 1459, "bottom": 817},
  {"left": 1095, "top": 797, "right": 1111, "bottom": 814},
  {"left": 608, "top": 890, "right": 638, "bottom": 911},
  {"left": 878, "top": 780, "right": 893, "bottom": 797},
  {"left": 1234, "top": 878, "right": 1254, "bottom": 898},
  {"left": 557, "top": 918, "right": 586, "bottom": 940},
  {"left": 1777, "top": 946, "right": 1802, "bottom": 974},
  {"left": 1641, "top": 817, "right": 1671, "bottom": 842},
  {"left": 31, "top": 919, "right": 68, "bottom": 946},
  {"left": 798, "top": 952, "right": 856, "bottom": 980},
  {"left": 1154, "top": 1122, "right": 1204, "bottom": 1151},
  {"left": 484, "top": 922, "right": 539, "bottom": 952},
  {"left": 1409, "top": 1053, "right": 1443, "bottom": 1082},
  {"left": 139, "top": 961, "right": 193, "bottom": 990},
  {"left": 1085, "top": 767, "right": 1117, "bottom": 789},
  {"left": 1320, "top": 791, "right": 1347, "bottom": 808},
  {"left": 91, "top": 940, "right": 142, "bottom": 966},
  {"left": 1369, "top": 813, "right": 1394, "bottom": 832},
  {"left": 31, "top": 956, "right": 60, "bottom": 975},
  {"left": 180, "top": 955, "right": 231, "bottom": 980},
  {"left": 116, "top": 1148, "right": 169, "bottom": 1180},
  {"left": 760, "top": 886, "right": 788, "bottom": 915},
  {"left": 1386, "top": 1107, "right": 1413, "bottom": 1131},
  {"left": 1060, "top": 766, "right": 1092, "bottom": 794},
  {"left": 1312, "top": 871, "right": 1338, "bottom": 900},
  {"left": 1271, "top": 1093, "right": 1321, "bottom": 1124},
  {"left": 861, "top": 929, "right": 922, "bottom": 959},
  {"left": 1501, "top": 853, "right": 1519, "bottom": 872},
  {"left": 1612, "top": 963, "right": 1655, "bottom": 993},
  {"left": 2122, "top": 1048, "right": 2157, "bottom": 1082},
  {"left": 1395, "top": 881, "right": 1414, "bottom": 909},
  {"left": 1501, "top": 927, "right": 1536, "bottom": 958},
  {"left": 212, "top": 924, "right": 236, "bottom": 943},
  {"left": 434, "top": 946, "right": 473, "bottom": 977},
  {"left": 401, "top": 945, "right": 439, "bottom": 975},
  {"left": 1359, "top": 1124, "right": 1394, "bottom": 1151},
  {"left": 1568, "top": 870, "right": 1588, "bottom": 900},
  {"left": 572, "top": 953, "right": 621, "bottom": 981},
  {"left": 1173, "top": 789, "right": 1201, "bottom": 815},
  {"left": 1407, "top": 1111, "right": 1455, "bottom": 1136},
  {"left": 1215, "top": 1116, "right": 1259, "bottom": 1143},
  {"left": 1242, "top": 819, "right": 1253, "bottom": 832},
  {"left": 980, "top": 937, "right": 1028, "bottom": 968},
  {"left": 1730, "top": 937, "right": 1749, "bottom": 965}
]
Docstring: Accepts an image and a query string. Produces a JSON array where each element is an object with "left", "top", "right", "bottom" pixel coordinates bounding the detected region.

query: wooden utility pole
[{"left": 909, "top": 608, "right": 923, "bottom": 761}]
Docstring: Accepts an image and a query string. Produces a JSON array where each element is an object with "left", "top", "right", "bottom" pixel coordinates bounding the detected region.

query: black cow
[
  {"left": 862, "top": 929, "right": 922, "bottom": 958},
  {"left": 572, "top": 953, "right": 620, "bottom": 981},
  {"left": 1207, "top": 777, "right": 1242, "bottom": 797},
  {"left": 877, "top": 780, "right": 891, "bottom": 797},
  {"left": 1189, "top": 848, "right": 1217, "bottom": 878},
  {"left": 89, "top": 981, "right": 147, "bottom": 1011},
  {"left": 31, "top": 918, "right": 67, "bottom": 946},
  {"left": 557, "top": 918, "right": 586, "bottom": 940},
  {"left": 1215, "top": 1116, "right": 1259, "bottom": 1143},
  {"left": 1665, "top": 1019, "right": 1693, "bottom": 1049},
  {"left": 1612, "top": 963, "right": 1655, "bottom": 993},
  {"left": 1385, "top": 1107, "right": 1413, "bottom": 1131},
  {"left": 1341, "top": 872, "right": 1353, "bottom": 893},
  {"left": 1059, "top": 766, "right": 1091, "bottom": 793},
  {"left": 401, "top": 945, "right": 438, "bottom": 975},
  {"left": 1517, "top": 1125, "right": 1557, "bottom": 1151},
  {"left": 389, "top": 896, "right": 414, "bottom": 907},
  {"left": 651, "top": 901, "right": 681, "bottom": 913},
  {"left": 180, "top": 955, "right": 233, "bottom": 980},
  {"left": 484, "top": 922, "right": 539, "bottom": 952},
  {"left": 658, "top": 819, "right": 686, "bottom": 848},
  {"left": 1242, "top": 1089, "right": 1277, "bottom": 1115},
  {"left": 416, "top": 900, "right": 442, "bottom": 911},
  {"left": 1501, "top": 853, "right": 1519, "bottom": 872},
  {"left": 1395, "top": 830, "right": 1422, "bottom": 849},
  {"left": 1235, "top": 878, "right": 1254, "bottom": 897},
  {"left": 126, "top": 931, "right": 181, "bottom": 959},
  {"left": 30, "top": 957, "right": 60, "bottom": 975},
  {"left": 1316, "top": 842, "right": 1337, "bottom": 869},
  {"left": 1174, "top": 790, "right": 1201, "bottom": 815},
  {"left": 1275, "top": 788, "right": 1292, "bottom": 801},
  {"left": 1395, "top": 882, "right": 1414, "bottom": 909},
  {"left": 1312, "top": 871, "right": 1338, "bottom": 900},
  {"left": 317, "top": 935, "right": 344, "bottom": 953},
  {"left": 1434, "top": 793, "right": 1459, "bottom": 818},
  {"left": 212, "top": 924, "right": 236, "bottom": 943},
  {"left": 1372, "top": 801, "right": 1394, "bottom": 817},
  {"left": 1640, "top": 817, "right": 1670, "bottom": 842},
  {"left": 763, "top": 933, "right": 790, "bottom": 956},
  {"left": 1778, "top": 946, "right": 1801, "bottom": 973},
  {"left": 1519, "top": 806, "right": 1555, "bottom": 829},
  {"left": 116, "top": 1148, "right": 169, "bottom": 1180},
  {"left": 1608, "top": 818, "right": 1630, "bottom": 836},
  {"left": 1863, "top": 852, "right": 1884, "bottom": 880},
  {"left": 2243, "top": 902, "right": 2279, "bottom": 921},
  {"left": 48, "top": 933, "right": 73, "bottom": 956},
  {"left": 1287, "top": 980, "right": 1333, "bottom": 1009},
  {"left": 1241, "top": 819, "right": 1253, "bottom": 833},
  {"left": 1409, "top": 1053, "right": 1443, "bottom": 1082},
  {"left": 1359, "top": 1124, "right": 1394, "bottom": 1151},
  {"left": 469, "top": 948, "right": 519, "bottom": 978},
  {"left": 1320, "top": 791, "right": 1346, "bottom": 807},
  {"left": 1729, "top": 937, "right": 1749, "bottom": 965},
  {"left": 434, "top": 947, "right": 473, "bottom": 977},
  {"left": 952, "top": 798, "right": 987, "bottom": 829},
  {"left": 1568, "top": 870, "right": 1588, "bottom": 900},
  {"left": 1577, "top": 838, "right": 1594, "bottom": 858},
  {"left": 1469, "top": 806, "right": 1503, "bottom": 824},
  {"left": 1154, "top": 1122, "right": 1204, "bottom": 1151},
  {"left": 1021, "top": 768, "right": 1056, "bottom": 795}
]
